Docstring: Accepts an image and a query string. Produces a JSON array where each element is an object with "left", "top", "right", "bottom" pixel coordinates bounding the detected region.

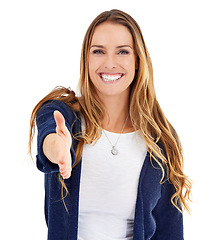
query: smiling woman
[{"left": 29, "top": 9, "right": 191, "bottom": 240}]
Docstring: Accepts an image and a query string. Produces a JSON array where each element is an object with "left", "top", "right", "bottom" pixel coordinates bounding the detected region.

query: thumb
[{"left": 54, "top": 110, "right": 67, "bottom": 135}]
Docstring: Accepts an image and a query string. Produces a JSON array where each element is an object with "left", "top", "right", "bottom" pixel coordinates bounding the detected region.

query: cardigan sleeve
[
  {"left": 152, "top": 179, "right": 184, "bottom": 240},
  {"left": 36, "top": 100, "right": 79, "bottom": 174}
]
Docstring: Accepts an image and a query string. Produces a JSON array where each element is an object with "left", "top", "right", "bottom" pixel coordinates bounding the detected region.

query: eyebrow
[{"left": 90, "top": 45, "right": 133, "bottom": 49}]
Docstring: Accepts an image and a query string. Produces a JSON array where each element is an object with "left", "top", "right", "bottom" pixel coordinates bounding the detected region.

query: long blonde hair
[{"left": 29, "top": 9, "right": 191, "bottom": 213}]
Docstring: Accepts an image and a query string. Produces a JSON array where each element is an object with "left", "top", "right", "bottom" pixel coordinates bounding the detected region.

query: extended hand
[
  {"left": 43, "top": 111, "right": 72, "bottom": 179},
  {"left": 54, "top": 111, "right": 72, "bottom": 179}
]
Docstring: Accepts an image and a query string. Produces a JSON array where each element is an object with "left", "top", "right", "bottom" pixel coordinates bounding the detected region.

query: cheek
[
  {"left": 123, "top": 57, "right": 136, "bottom": 76},
  {"left": 88, "top": 57, "right": 94, "bottom": 75},
  {"left": 88, "top": 59, "right": 96, "bottom": 81},
  {"left": 89, "top": 55, "right": 101, "bottom": 72},
  {"left": 88, "top": 57, "right": 101, "bottom": 86}
]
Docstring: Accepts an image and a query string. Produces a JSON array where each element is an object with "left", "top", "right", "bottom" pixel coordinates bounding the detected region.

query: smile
[{"left": 100, "top": 73, "right": 124, "bottom": 82}]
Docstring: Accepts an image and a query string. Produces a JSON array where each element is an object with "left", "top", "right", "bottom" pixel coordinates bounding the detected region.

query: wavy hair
[{"left": 29, "top": 9, "right": 191, "bottom": 213}]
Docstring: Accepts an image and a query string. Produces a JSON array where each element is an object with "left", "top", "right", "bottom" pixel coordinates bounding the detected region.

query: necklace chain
[{"left": 102, "top": 115, "right": 129, "bottom": 155}]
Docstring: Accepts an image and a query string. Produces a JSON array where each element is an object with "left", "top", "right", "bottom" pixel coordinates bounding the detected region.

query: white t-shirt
[{"left": 78, "top": 129, "right": 147, "bottom": 240}]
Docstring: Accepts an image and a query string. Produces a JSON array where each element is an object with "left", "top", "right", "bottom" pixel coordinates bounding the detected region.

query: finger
[
  {"left": 54, "top": 111, "right": 66, "bottom": 134},
  {"left": 62, "top": 173, "right": 71, "bottom": 179},
  {"left": 61, "top": 168, "right": 72, "bottom": 179},
  {"left": 59, "top": 162, "right": 70, "bottom": 173},
  {"left": 59, "top": 163, "right": 72, "bottom": 178},
  {"left": 58, "top": 156, "right": 72, "bottom": 173}
]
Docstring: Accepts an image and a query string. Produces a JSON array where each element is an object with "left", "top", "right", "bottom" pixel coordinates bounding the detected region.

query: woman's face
[{"left": 88, "top": 22, "right": 137, "bottom": 99}]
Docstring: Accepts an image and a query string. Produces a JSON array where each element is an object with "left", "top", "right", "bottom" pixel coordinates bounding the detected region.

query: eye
[
  {"left": 118, "top": 50, "right": 129, "bottom": 55},
  {"left": 92, "top": 49, "right": 104, "bottom": 54}
]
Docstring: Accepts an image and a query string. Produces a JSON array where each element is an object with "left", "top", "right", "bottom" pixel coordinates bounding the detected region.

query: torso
[{"left": 78, "top": 129, "right": 147, "bottom": 239}]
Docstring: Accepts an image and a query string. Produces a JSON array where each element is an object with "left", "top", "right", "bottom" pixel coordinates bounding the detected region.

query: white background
[{"left": 1, "top": 0, "right": 213, "bottom": 239}]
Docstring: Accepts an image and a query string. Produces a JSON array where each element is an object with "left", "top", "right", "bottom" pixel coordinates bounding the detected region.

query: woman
[{"left": 29, "top": 9, "right": 191, "bottom": 240}]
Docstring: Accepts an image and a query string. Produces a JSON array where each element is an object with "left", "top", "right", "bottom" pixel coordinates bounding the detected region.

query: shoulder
[
  {"left": 37, "top": 100, "right": 81, "bottom": 125},
  {"left": 38, "top": 99, "right": 75, "bottom": 115}
]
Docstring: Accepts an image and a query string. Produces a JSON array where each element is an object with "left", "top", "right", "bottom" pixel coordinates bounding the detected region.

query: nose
[{"left": 103, "top": 53, "right": 117, "bottom": 69}]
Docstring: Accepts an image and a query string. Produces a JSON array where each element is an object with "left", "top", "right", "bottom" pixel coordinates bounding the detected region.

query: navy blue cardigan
[{"left": 36, "top": 100, "right": 184, "bottom": 240}]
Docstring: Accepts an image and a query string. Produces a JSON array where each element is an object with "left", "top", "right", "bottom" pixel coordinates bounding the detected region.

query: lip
[{"left": 98, "top": 72, "right": 125, "bottom": 84}]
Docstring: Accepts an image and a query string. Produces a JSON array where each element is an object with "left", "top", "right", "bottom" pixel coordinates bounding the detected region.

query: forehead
[{"left": 91, "top": 22, "right": 134, "bottom": 47}]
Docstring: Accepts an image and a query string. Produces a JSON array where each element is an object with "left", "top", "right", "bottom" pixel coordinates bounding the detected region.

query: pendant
[{"left": 111, "top": 146, "right": 118, "bottom": 155}]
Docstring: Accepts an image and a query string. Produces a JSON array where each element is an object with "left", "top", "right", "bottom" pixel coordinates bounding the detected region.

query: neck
[{"left": 98, "top": 91, "right": 134, "bottom": 133}]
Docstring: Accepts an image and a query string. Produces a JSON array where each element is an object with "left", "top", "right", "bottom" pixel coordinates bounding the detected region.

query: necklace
[{"left": 102, "top": 115, "right": 129, "bottom": 155}]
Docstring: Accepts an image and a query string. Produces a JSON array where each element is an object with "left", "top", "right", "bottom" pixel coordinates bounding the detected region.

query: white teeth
[{"left": 101, "top": 74, "right": 123, "bottom": 82}]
